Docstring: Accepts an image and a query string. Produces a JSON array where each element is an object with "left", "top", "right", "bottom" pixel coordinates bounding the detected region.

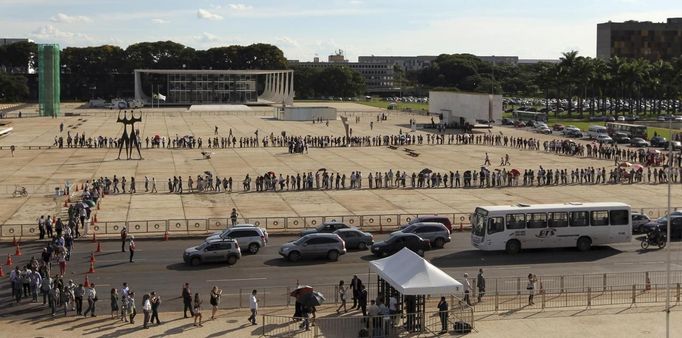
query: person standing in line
[
  {"left": 437, "top": 296, "right": 448, "bottom": 334},
  {"left": 110, "top": 288, "right": 119, "bottom": 319},
  {"left": 477, "top": 268, "right": 486, "bottom": 303},
  {"left": 358, "top": 284, "right": 368, "bottom": 316},
  {"left": 463, "top": 273, "right": 472, "bottom": 306},
  {"left": 336, "top": 280, "right": 347, "bottom": 314},
  {"left": 142, "top": 293, "right": 151, "bottom": 329},
  {"left": 210, "top": 286, "right": 222, "bottom": 320},
  {"left": 150, "top": 291, "right": 161, "bottom": 325},
  {"left": 128, "top": 236, "right": 136, "bottom": 263},
  {"left": 527, "top": 274, "right": 537, "bottom": 305},
  {"left": 120, "top": 226, "right": 127, "bottom": 252},
  {"left": 74, "top": 283, "right": 84, "bottom": 315},
  {"left": 193, "top": 293, "right": 203, "bottom": 327},
  {"left": 248, "top": 289, "right": 258, "bottom": 325},
  {"left": 83, "top": 283, "right": 97, "bottom": 317},
  {"left": 182, "top": 283, "right": 194, "bottom": 318}
]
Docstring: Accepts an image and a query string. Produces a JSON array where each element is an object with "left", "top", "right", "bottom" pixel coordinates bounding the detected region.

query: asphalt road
[{"left": 2, "top": 232, "right": 682, "bottom": 313}]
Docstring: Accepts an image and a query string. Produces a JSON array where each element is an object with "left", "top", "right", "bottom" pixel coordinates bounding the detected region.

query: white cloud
[
  {"left": 50, "top": 12, "right": 92, "bottom": 23},
  {"left": 196, "top": 32, "right": 221, "bottom": 42},
  {"left": 228, "top": 3, "right": 253, "bottom": 11},
  {"left": 274, "top": 36, "right": 300, "bottom": 48},
  {"left": 197, "top": 8, "right": 223, "bottom": 20},
  {"left": 30, "top": 25, "right": 94, "bottom": 44},
  {"left": 151, "top": 18, "right": 170, "bottom": 24}
]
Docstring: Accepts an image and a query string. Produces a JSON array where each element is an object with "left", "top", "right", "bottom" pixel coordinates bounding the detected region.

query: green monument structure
[{"left": 38, "top": 44, "right": 60, "bottom": 117}]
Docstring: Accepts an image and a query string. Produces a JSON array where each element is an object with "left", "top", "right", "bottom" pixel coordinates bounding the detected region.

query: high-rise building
[
  {"left": 597, "top": 18, "right": 682, "bottom": 61},
  {"left": 38, "top": 44, "right": 60, "bottom": 117}
]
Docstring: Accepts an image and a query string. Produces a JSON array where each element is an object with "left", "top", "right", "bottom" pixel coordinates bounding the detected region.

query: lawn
[{"left": 357, "top": 99, "right": 429, "bottom": 112}]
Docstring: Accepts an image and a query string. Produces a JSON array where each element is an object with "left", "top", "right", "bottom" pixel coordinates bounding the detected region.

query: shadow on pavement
[
  {"left": 165, "top": 262, "right": 236, "bottom": 271},
  {"left": 262, "top": 258, "right": 340, "bottom": 267},
  {"left": 430, "top": 246, "right": 622, "bottom": 268}
]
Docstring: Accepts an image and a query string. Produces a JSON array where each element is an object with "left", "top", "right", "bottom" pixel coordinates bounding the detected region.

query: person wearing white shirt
[
  {"left": 463, "top": 273, "right": 472, "bottom": 306},
  {"left": 248, "top": 290, "right": 258, "bottom": 325},
  {"left": 142, "top": 293, "right": 152, "bottom": 329}
]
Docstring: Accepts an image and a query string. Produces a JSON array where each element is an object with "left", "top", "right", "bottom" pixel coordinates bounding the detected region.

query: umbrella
[
  {"left": 317, "top": 168, "right": 327, "bottom": 173},
  {"left": 297, "top": 291, "right": 325, "bottom": 307},
  {"left": 619, "top": 162, "right": 633, "bottom": 167},
  {"left": 268, "top": 171, "right": 276, "bottom": 176},
  {"left": 84, "top": 200, "right": 96, "bottom": 207},
  {"left": 633, "top": 164, "right": 644, "bottom": 171},
  {"left": 510, "top": 169, "right": 521, "bottom": 176},
  {"left": 204, "top": 171, "right": 213, "bottom": 176},
  {"left": 289, "top": 285, "right": 314, "bottom": 298},
  {"left": 419, "top": 168, "right": 432, "bottom": 175}
]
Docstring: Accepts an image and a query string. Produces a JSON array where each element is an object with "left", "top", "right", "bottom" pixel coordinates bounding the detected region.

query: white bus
[{"left": 471, "top": 202, "right": 631, "bottom": 254}]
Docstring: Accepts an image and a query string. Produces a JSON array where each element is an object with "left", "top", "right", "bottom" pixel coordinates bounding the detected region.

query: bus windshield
[{"left": 472, "top": 208, "right": 487, "bottom": 237}]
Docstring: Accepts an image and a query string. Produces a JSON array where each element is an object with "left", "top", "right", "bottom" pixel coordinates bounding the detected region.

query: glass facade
[{"left": 166, "top": 73, "right": 257, "bottom": 104}]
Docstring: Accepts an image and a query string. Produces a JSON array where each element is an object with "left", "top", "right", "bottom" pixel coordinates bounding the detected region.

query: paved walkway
[{"left": 2, "top": 303, "right": 680, "bottom": 337}]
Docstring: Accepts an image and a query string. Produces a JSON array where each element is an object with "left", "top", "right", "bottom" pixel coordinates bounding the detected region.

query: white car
[
  {"left": 535, "top": 126, "right": 552, "bottom": 134},
  {"left": 562, "top": 126, "right": 581, "bottom": 135},
  {"left": 596, "top": 134, "right": 614, "bottom": 144}
]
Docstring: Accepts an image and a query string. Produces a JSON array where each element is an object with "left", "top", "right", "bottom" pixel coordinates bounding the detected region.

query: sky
[{"left": 1, "top": 0, "right": 681, "bottom": 62}]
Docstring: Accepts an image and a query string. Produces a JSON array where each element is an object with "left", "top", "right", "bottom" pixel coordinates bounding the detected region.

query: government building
[{"left": 597, "top": 18, "right": 682, "bottom": 61}]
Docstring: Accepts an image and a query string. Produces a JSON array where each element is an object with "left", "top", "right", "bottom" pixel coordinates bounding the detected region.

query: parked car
[
  {"left": 279, "top": 233, "right": 347, "bottom": 262},
  {"left": 612, "top": 132, "right": 631, "bottom": 144},
  {"left": 392, "top": 222, "right": 451, "bottom": 248},
  {"left": 631, "top": 213, "right": 651, "bottom": 233},
  {"left": 535, "top": 126, "right": 552, "bottom": 134},
  {"left": 630, "top": 138, "right": 650, "bottom": 148},
  {"left": 333, "top": 228, "right": 374, "bottom": 250},
  {"left": 205, "top": 225, "right": 268, "bottom": 254},
  {"left": 661, "top": 140, "right": 682, "bottom": 150},
  {"left": 300, "top": 222, "right": 350, "bottom": 236},
  {"left": 514, "top": 120, "right": 526, "bottom": 128},
  {"left": 371, "top": 232, "right": 431, "bottom": 257},
  {"left": 596, "top": 134, "right": 614, "bottom": 144},
  {"left": 183, "top": 239, "right": 241, "bottom": 266},
  {"left": 401, "top": 215, "right": 453, "bottom": 232},
  {"left": 501, "top": 118, "right": 515, "bottom": 125},
  {"left": 552, "top": 124, "right": 565, "bottom": 131},
  {"left": 641, "top": 215, "right": 682, "bottom": 240},
  {"left": 565, "top": 129, "right": 583, "bottom": 138},
  {"left": 651, "top": 136, "right": 667, "bottom": 147}
]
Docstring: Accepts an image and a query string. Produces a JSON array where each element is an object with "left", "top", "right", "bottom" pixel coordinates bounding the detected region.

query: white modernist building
[
  {"left": 429, "top": 91, "right": 503, "bottom": 127},
  {"left": 134, "top": 69, "right": 294, "bottom": 106}
]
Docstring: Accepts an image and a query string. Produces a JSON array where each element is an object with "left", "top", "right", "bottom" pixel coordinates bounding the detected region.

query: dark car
[
  {"left": 501, "top": 118, "right": 515, "bottom": 125},
  {"left": 371, "top": 233, "right": 431, "bottom": 257},
  {"left": 641, "top": 213, "right": 682, "bottom": 240},
  {"left": 651, "top": 136, "right": 667, "bottom": 148},
  {"left": 394, "top": 222, "right": 451, "bottom": 248},
  {"left": 565, "top": 129, "right": 583, "bottom": 138},
  {"left": 333, "top": 228, "right": 374, "bottom": 250},
  {"left": 300, "top": 222, "right": 350, "bottom": 236},
  {"left": 661, "top": 140, "right": 682, "bottom": 151},
  {"left": 630, "top": 138, "right": 650, "bottom": 147},
  {"left": 612, "top": 132, "right": 631, "bottom": 144},
  {"left": 401, "top": 215, "right": 453, "bottom": 232}
]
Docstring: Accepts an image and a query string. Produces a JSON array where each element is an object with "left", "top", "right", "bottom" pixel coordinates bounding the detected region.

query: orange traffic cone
[
  {"left": 95, "top": 241, "right": 101, "bottom": 253},
  {"left": 89, "top": 252, "right": 96, "bottom": 263},
  {"left": 11, "top": 235, "right": 16, "bottom": 246},
  {"left": 87, "top": 261, "right": 95, "bottom": 274},
  {"left": 5, "top": 254, "right": 12, "bottom": 266},
  {"left": 163, "top": 230, "right": 169, "bottom": 241},
  {"left": 83, "top": 274, "right": 90, "bottom": 288},
  {"left": 15, "top": 244, "right": 22, "bottom": 256},
  {"left": 92, "top": 214, "right": 97, "bottom": 224},
  {"left": 92, "top": 232, "right": 97, "bottom": 243},
  {"left": 0, "top": 265, "right": 4, "bottom": 277}
]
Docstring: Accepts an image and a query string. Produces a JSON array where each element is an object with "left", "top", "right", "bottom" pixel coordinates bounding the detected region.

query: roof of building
[{"left": 134, "top": 69, "right": 291, "bottom": 75}]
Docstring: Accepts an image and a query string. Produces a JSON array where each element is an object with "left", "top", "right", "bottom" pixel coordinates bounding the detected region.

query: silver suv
[
  {"left": 279, "top": 233, "right": 347, "bottom": 262},
  {"left": 183, "top": 239, "right": 241, "bottom": 266},
  {"left": 206, "top": 224, "right": 268, "bottom": 254},
  {"left": 392, "top": 222, "right": 451, "bottom": 248}
]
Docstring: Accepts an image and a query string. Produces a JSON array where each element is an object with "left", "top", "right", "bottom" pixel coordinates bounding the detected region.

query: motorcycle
[
  {"left": 641, "top": 229, "right": 666, "bottom": 250},
  {"left": 12, "top": 185, "right": 28, "bottom": 198}
]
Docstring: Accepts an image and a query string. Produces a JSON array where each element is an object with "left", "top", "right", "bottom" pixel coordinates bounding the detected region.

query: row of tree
[{"left": 1, "top": 40, "right": 681, "bottom": 115}]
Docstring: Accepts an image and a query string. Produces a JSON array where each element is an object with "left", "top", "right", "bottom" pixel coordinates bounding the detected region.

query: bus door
[
  {"left": 548, "top": 212, "right": 570, "bottom": 246},
  {"left": 589, "top": 210, "right": 611, "bottom": 244}
]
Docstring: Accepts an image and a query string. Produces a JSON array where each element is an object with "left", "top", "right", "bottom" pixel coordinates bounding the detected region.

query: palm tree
[
  {"left": 558, "top": 51, "right": 580, "bottom": 117},
  {"left": 591, "top": 58, "right": 610, "bottom": 115}
]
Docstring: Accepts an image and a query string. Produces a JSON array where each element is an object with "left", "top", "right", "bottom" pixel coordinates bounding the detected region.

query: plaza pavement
[
  {"left": 2, "top": 303, "right": 680, "bottom": 337},
  {"left": 0, "top": 102, "right": 680, "bottom": 228}
]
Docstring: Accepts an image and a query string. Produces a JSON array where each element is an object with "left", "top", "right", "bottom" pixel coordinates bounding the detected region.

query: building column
[{"left": 282, "top": 71, "right": 289, "bottom": 105}]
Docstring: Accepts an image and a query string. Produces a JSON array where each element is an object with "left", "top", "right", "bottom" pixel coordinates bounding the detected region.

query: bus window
[
  {"left": 610, "top": 210, "right": 629, "bottom": 225},
  {"left": 487, "top": 217, "right": 505, "bottom": 234},
  {"left": 548, "top": 212, "right": 569, "bottom": 227},
  {"left": 591, "top": 211, "right": 609, "bottom": 226},
  {"left": 506, "top": 213, "right": 526, "bottom": 229},
  {"left": 570, "top": 211, "right": 589, "bottom": 227},
  {"left": 527, "top": 213, "right": 547, "bottom": 228}
]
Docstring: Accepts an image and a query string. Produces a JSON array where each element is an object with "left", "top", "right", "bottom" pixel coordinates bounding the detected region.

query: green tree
[{"left": 0, "top": 72, "right": 29, "bottom": 101}]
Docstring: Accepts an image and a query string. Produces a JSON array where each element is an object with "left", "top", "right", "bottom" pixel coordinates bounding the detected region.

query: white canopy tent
[{"left": 369, "top": 248, "right": 463, "bottom": 296}]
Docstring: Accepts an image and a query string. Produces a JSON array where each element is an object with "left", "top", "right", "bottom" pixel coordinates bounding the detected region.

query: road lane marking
[{"left": 206, "top": 277, "right": 267, "bottom": 282}]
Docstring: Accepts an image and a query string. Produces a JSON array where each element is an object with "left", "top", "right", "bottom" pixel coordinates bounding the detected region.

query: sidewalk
[{"left": 2, "top": 303, "right": 680, "bottom": 337}]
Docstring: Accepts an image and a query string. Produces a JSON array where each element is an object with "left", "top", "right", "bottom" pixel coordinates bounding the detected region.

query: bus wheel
[
  {"left": 505, "top": 240, "right": 521, "bottom": 254},
  {"left": 577, "top": 237, "right": 592, "bottom": 252}
]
